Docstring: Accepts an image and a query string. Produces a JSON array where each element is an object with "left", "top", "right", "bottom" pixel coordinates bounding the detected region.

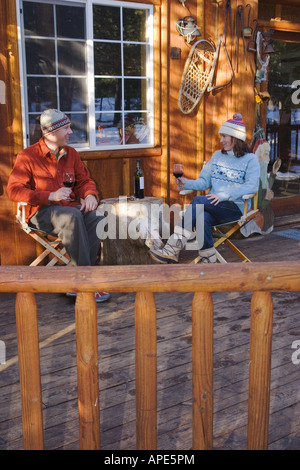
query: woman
[{"left": 150, "top": 113, "right": 260, "bottom": 264}]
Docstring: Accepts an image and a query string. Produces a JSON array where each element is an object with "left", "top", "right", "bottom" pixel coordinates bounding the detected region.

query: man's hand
[
  {"left": 49, "top": 187, "right": 72, "bottom": 202},
  {"left": 80, "top": 194, "right": 98, "bottom": 213}
]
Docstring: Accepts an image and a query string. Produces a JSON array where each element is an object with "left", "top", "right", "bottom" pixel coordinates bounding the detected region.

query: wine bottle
[{"left": 134, "top": 159, "right": 144, "bottom": 199}]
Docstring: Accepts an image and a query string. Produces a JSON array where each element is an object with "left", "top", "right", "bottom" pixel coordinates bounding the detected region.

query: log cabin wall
[{"left": 0, "top": 0, "right": 259, "bottom": 265}]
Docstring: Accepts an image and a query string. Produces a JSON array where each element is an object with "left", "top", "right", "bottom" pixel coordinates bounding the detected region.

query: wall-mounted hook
[{"left": 243, "top": 4, "right": 253, "bottom": 37}]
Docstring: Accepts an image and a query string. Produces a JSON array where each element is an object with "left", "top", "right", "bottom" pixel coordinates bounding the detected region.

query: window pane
[
  {"left": 23, "top": 2, "right": 54, "bottom": 37},
  {"left": 95, "top": 78, "right": 122, "bottom": 112},
  {"left": 58, "top": 41, "right": 86, "bottom": 75},
  {"left": 25, "top": 38, "right": 55, "bottom": 75},
  {"left": 56, "top": 5, "right": 85, "bottom": 39},
  {"left": 94, "top": 43, "right": 121, "bottom": 76},
  {"left": 59, "top": 78, "right": 87, "bottom": 112},
  {"left": 68, "top": 113, "right": 88, "bottom": 145},
  {"left": 93, "top": 5, "right": 120, "bottom": 40},
  {"left": 95, "top": 113, "right": 122, "bottom": 146},
  {"left": 124, "top": 79, "right": 147, "bottom": 110},
  {"left": 124, "top": 113, "right": 150, "bottom": 145},
  {"left": 29, "top": 114, "right": 42, "bottom": 145},
  {"left": 27, "top": 77, "right": 57, "bottom": 112},
  {"left": 123, "top": 8, "right": 146, "bottom": 42},
  {"left": 124, "top": 44, "right": 147, "bottom": 76}
]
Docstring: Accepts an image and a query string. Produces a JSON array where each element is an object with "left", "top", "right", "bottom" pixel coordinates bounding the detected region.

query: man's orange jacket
[{"left": 7, "top": 138, "right": 99, "bottom": 222}]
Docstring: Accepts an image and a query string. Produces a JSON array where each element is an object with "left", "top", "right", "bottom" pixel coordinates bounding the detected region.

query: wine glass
[
  {"left": 63, "top": 171, "right": 75, "bottom": 201},
  {"left": 63, "top": 171, "right": 75, "bottom": 188},
  {"left": 173, "top": 164, "right": 184, "bottom": 179}
]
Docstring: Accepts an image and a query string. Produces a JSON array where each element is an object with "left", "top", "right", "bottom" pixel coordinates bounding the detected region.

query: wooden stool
[{"left": 99, "top": 196, "right": 167, "bottom": 265}]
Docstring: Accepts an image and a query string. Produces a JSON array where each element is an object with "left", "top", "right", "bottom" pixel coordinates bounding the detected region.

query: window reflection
[
  {"left": 96, "top": 113, "right": 122, "bottom": 146},
  {"left": 58, "top": 41, "right": 86, "bottom": 76},
  {"left": 25, "top": 39, "right": 55, "bottom": 75},
  {"left": 68, "top": 114, "right": 88, "bottom": 144},
  {"left": 93, "top": 5, "right": 120, "bottom": 40},
  {"left": 124, "top": 44, "right": 147, "bottom": 76},
  {"left": 59, "top": 78, "right": 87, "bottom": 112},
  {"left": 56, "top": 5, "right": 85, "bottom": 39},
  {"left": 27, "top": 77, "right": 57, "bottom": 112},
  {"left": 124, "top": 79, "right": 147, "bottom": 110},
  {"left": 95, "top": 112, "right": 150, "bottom": 147},
  {"left": 123, "top": 8, "right": 146, "bottom": 42},
  {"left": 23, "top": 2, "right": 54, "bottom": 37},
  {"left": 29, "top": 114, "right": 43, "bottom": 144},
  {"left": 94, "top": 43, "right": 121, "bottom": 76},
  {"left": 95, "top": 78, "right": 122, "bottom": 112},
  {"left": 124, "top": 113, "right": 150, "bottom": 145}
]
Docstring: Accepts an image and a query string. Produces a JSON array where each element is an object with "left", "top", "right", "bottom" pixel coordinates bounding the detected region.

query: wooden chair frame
[
  {"left": 180, "top": 190, "right": 259, "bottom": 263},
  {"left": 16, "top": 202, "right": 70, "bottom": 266}
]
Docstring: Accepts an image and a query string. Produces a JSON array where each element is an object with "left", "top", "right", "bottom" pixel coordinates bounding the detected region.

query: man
[{"left": 7, "top": 109, "right": 110, "bottom": 302}]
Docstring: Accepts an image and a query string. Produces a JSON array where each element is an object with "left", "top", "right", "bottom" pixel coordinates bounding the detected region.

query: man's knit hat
[
  {"left": 219, "top": 113, "right": 247, "bottom": 141},
  {"left": 40, "top": 109, "right": 70, "bottom": 135}
]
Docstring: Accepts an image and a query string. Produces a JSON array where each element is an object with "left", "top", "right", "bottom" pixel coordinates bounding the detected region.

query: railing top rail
[{"left": 0, "top": 262, "right": 299, "bottom": 293}]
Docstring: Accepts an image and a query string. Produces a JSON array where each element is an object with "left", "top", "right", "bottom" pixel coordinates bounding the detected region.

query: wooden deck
[{"left": 1, "top": 215, "right": 300, "bottom": 450}]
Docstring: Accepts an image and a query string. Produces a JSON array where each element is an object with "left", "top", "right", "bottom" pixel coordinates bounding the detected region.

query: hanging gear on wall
[
  {"left": 178, "top": 39, "right": 216, "bottom": 114},
  {"left": 178, "top": 35, "right": 234, "bottom": 114},
  {"left": 223, "top": 0, "right": 233, "bottom": 46},
  {"left": 207, "top": 34, "right": 234, "bottom": 92},
  {"left": 247, "top": 19, "right": 258, "bottom": 52},
  {"left": 254, "top": 86, "right": 270, "bottom": 104},
  {"left": 243, "top": 4, "right": 253, "bottom": 38},
  {"left": 234, "top": 4, "right": 247, "bottom": 71},
  {"left": 255, "top": 31, "right": 270, "bottom": 82}
]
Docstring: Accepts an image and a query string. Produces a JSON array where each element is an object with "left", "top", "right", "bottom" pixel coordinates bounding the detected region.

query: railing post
[
  {"left": 192, "top": 292, "right": 213, "bottom": 450},
  {"left": 248, "top": 291, "right": 273, "bottom": 450},
  {"left": 75, "top": 292, "right": 100, "bottom": 450},
  {"left": 135, "top": 291, "right": 157, "bottom": 450},
  {"left": 15, "top": 292, "right": 44, "bottom": 450}
]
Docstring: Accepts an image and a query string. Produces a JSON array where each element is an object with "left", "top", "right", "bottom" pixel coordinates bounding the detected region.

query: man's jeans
[
  {"left": 182, "top": 195, "right": 242, "bottom": 249},
  {"left": 29, "top": 205, "right": 104, "bottom": 266}
]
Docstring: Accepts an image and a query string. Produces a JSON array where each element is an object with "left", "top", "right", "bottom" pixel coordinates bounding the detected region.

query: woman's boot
[
  {"left": 198, "top": 247, "right": 217, "bottom": 263},
  {"left": 149, "top": 226, "right": 192, "bottom": 264}
]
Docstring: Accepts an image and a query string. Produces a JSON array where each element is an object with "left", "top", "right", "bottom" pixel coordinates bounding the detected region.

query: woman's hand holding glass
[
  {"left": 175, "top": 177, "right": 185, "bottom": 189},
  {"left": 173, "top": 164, "right": 185, "bottom": 189}
]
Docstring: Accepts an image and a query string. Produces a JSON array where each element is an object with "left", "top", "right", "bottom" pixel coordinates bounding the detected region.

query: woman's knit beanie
[
  {"left": 40, "top": 109, "right": 71, "bottom": 135},
  {"left": 219, "top": 113, "right": 247, "bottom": 141}
]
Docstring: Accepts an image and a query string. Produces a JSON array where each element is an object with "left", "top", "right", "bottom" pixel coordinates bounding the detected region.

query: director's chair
[
  {"left": 16, "top": 202, "right": 70, "bottom": 266},
  {"left": 180, "top": 190, "right": 259, "bottom": 263}
]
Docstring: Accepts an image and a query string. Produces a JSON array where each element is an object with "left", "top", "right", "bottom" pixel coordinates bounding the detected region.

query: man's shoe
[
  {"left": 66, "top": 292, "right": 111, "bottom": 302},
  {"left": 94, "top": 292, "right": 111, "bottom": 303}
]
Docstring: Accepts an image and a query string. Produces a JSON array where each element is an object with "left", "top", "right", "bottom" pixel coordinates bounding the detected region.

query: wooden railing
[{"left": 0, "top": 262, "right": 299, "bottom": 450}]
